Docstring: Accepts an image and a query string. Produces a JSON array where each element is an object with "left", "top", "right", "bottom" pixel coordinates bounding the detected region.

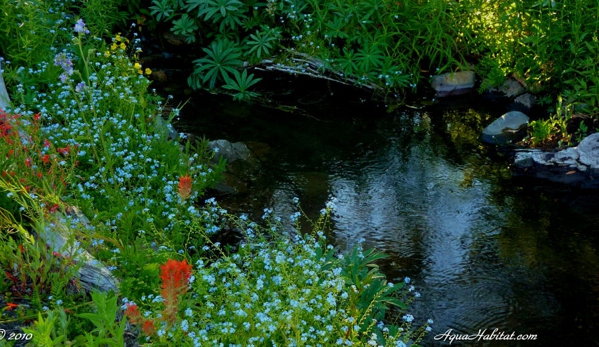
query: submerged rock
[
  {"left": 431, "top": 71, "right": 476, "bottom": 97},
  {"left": 481, "top": 111, "right": 529, "bottom": 144}
]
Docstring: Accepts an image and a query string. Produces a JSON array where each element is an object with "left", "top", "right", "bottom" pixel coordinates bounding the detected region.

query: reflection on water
[{"left": 179, "top": 94, "right": 599, "bottom": 346}]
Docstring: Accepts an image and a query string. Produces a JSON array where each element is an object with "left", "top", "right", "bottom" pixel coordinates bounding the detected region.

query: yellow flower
[
  {"left": 119, "top": 42, "right": 126, "bottom": 50},
  {"left": 115, "top": 33, "right": 122, "bottom": 42},
  {"left": 111, "top": 43, "right": 117, "bottom": 51},
  {"left": 104, "top": 51, "right": 110, "bottom": 58},
  {"left": 145, "top": 68, "right": 152, "bottom": 75},
  {"left": 134, "top": 62, "right": 141, "bottom": 70}
]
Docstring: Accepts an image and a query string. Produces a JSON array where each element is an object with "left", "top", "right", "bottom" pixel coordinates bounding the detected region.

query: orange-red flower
[
  {"left": 178, "top": 174, "right": 192, "bottom": 201},
  {"left": 142, "top": 320, "right": 156, "bottom": 335},
  {"left": 6, "top": 302, "right": 18, "bottom": 310},
  {"left": 160, "top": 259, "right": 192, "bottom": 324},
  {"left": 124, "top": 302, "right": 143, "bottom": 325},
  {"left": 57, "top": 146, "right": 70, "bottom": 156}
]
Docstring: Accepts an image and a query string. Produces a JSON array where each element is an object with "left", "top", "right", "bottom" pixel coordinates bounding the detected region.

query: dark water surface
[{"left": 175, "top": 90, "right": 599, "bottom": 346}]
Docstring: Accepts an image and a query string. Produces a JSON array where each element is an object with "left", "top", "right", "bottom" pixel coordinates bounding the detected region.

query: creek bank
[
  {"left": 430, "top": 70, "right": 599, "bottom": 188},
  {"left": 511, "top": 133, "right": 599, "bottom": 188}
]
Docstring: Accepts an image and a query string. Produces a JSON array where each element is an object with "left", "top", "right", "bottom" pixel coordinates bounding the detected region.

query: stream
[{"left": 172, "top": 82, "right": 599, "bottom": 346}]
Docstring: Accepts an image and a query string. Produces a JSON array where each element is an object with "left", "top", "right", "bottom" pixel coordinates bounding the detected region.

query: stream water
[{"left": 173, "top": 84, "right": 599, "bottom": 346}]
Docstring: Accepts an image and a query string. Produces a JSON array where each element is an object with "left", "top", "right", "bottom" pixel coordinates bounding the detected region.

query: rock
[
  {"left": 40, "top": 206, "right": 120, "bottom": 293},
  {"left": 511, "top": 133, "right": 599, "bottom": 188},
  {"left": 481, "top": 111, "right": 529, "bottom": 144},
  {"left": 209, "top": 139, "right": 251, "bottom": 163},
  {"left": 514, "top": 149, "right": 540, "bottom": 168},
  {"left": 153, "top": 115, "right": 179, "bottom": 140},
  {"left": 431, "top": 71, "right": 476, "bottom": 97},
  {"left": 577, "top": 133, "right": 599, "bottom": 174},
  {"left": 490, "top": 78, "right": 526, "bottom": 98},
  {"left": 513, "top": 93, "right": 536, "bottom": 111},
  {"left": 0, "top": 58, "right": 11, "bottom": 111}
]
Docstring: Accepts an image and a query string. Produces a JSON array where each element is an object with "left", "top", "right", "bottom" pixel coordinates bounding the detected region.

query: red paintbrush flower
[
  {"left": 6, "top": 302, "right": 18, "bottom": 310},
  {"left": 124, "top": 302, "right": 143, "bottom": 325},
  {"left": 160, "top": 259, "right": 192, "bottom": 324},
  {"left": 178, "top": 174, "right": 192, "bottom": 201},
  {"left": 142, "top": 319, "right": 156, "bottom": 336}
]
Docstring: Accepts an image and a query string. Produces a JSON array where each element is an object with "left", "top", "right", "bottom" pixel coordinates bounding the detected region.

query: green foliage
[
  {"left": 149, "top": 0, "right": 176, "bottom": 21},
  {"left": 189, "top": 38, "right": 243, "bottom": 89},
  {"left": 123, "top": 205, "right": 431, "bottom": 345},
  {"left": 171, "top": 14, "right": 199, "bottom": 43},
  {"left": 528, "top": 96, "right": 571, "bottom": 147},
  {"left": 245, "top": 25, "right": 281, "bottom": 61},
  {"left": 187, "top": 0, "right": 246, "bottom": 31},
  {"left": 222, "top": 69, "right": 262, "bottom": 101},
  {"left": 74, "top": 0, "right": 128, "bottom": 35},
  {"left": 0, "top": 0, "right": 65, "bottom": 69},
  {"left": 529, "top": 119, "right": 555, "bottom": 147},
  {"left": 477, "top": 56, "right": 507, "bottom": 93},
  {"left": 22, "top": 310, "right": 69, "bottom": 346},
  {"left": 137, "top": 0, "right": 599, "bottom": 117},
  {"left": 77, "top": 291, "right": 127, "bottom": 346}
]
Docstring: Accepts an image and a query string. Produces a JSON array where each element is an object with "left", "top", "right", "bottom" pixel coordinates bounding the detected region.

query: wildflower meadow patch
[{"left": 0, "top": 1, "right": 430, "bottom": 346}]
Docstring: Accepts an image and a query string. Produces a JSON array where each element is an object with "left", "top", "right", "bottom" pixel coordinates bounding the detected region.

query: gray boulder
[
  {"left": 512, "top": 133, "right": 599, "bottom": 187},
  {"left": 513, "top": 93, "right": 537, "bottom": 111},
  {"left": 0, "top": 58, "right": 11, "bottom": 110},
  {"left": 481, "top": 111, "right": 529, "bottom": 144},
  {"left": 489, "top": 78, "right": 525, "bottom": 98},
  {"left": 431, "top": 71, "right": 476, "bottom": 97},
  {"left": 577, "top": 133, "right": 599, "bottom": 174},
  {"left": 209, "top": 139, "right": 251, "bottom": 163}
]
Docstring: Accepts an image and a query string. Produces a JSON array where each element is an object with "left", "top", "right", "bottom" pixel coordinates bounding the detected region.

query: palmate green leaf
[
  {"left": 223, "top": 69, "right": 262, "bottom": 101},
  {"left": 325, "top": 16, "right": 350, "bottom": 40},
  {"left": 336, "top": 48, "right": 358, "bottom": 76},
  {"left": 192, "top": 39, "right": 243, "bottom": 89},
  {"left": 149, "top": 0, "right": 174, "bottom": 22},
  {"left": 188, "top": 0, "right": 246, "bottom": 31},
  {"left": 246, "top": 26, "right": 281, "bottom": 60},
  {"left": 171, "top": 13, "right": 199, "bottom": 43},
  {"left": 355, "top": 43, "right": 385, "bottom": 72}
]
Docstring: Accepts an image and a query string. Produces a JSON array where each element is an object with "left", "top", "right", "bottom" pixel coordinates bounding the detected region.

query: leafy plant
[
  {"left": 171, "top": 14, "right": 199, "bottom": 43},
  {"left": 245, "top": 26, "right": 281, "bottom": 61},
  {"left": 355, "top": 43, "right": 385, "bottom": 73},
  {"left": 186, "top": 0, "right": 247, "bottom": 31},
  {"left": 223, "top": 69, "right": 262, "bottom": 101},
  {"left": 122, "top": 204, "right": 431, "bottom": 345},
  {"left": 22, "top": 309, "right": 70, "bottom": 346},
  {"left": 189, "top": 38, "right": 243, "bottom": 89},
  {"left": 149, "top": 0, "right": 176, "bottom": 22},
  {"left": 77, "top": 291, "right": 127, "bottom": 346}
]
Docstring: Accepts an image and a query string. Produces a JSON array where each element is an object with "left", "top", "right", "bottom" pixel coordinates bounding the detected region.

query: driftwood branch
[{"left": 254, "top": 51, "right": 384, "bottom": 92}]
